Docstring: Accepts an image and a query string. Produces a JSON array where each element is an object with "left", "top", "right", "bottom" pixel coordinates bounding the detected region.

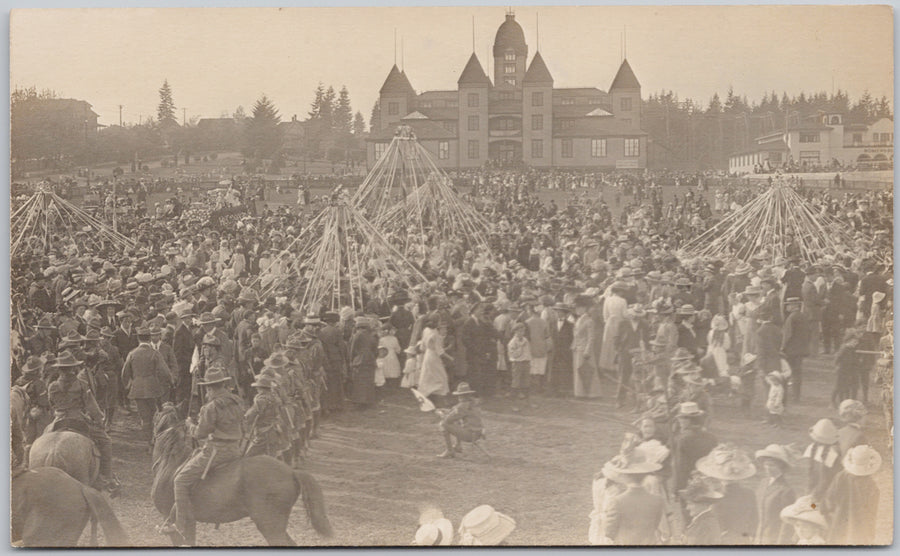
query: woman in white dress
[{"left": 417, "top": 317, "right": 450, "bottom": 402}]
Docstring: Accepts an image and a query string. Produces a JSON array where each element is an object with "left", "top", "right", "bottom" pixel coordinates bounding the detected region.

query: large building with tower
[{"left": 366, "top": 11, "right": 648, "bottom": 170}]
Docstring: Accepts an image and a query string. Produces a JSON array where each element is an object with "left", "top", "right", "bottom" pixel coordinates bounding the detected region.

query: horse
[
  {"left": 151, "top": 404, "right": 333, "bottom": 546},
  {"left": 11, "top": 385, "right": 28, "bottom": 462},
  {"left": 12, "top": 466, "right": 130, "bottom": 547},
  {"left": 29, "top": 428, "right": 100, "bottom": 488}
]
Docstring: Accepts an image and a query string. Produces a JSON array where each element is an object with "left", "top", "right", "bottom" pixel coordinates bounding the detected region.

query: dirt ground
[{"left": 89, "top": 349, "right": 891, "bottom": 547}]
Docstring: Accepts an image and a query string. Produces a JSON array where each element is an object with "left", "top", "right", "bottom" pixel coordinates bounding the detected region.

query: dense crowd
[{"left": 10, "top": 164, "right": 893, "bottom": 545}]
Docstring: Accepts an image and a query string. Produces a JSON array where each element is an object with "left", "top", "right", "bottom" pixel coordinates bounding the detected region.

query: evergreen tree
[
  {"left": 334, "top": 86, "right": 353, "bottom": 134},
  {"left": 352, "top": 111, "right": 367, "bottom": 135},
  {"left": 322, "top": 86, "right": 337, "bottom": 129},
  {"left": 370, "top": 100, "right": 381, "bottom": 131},
  {"left": 707, "top": 93, "right": 722, "bottom": 114},
  {"left": 157, "top": 79, "right": 177, "bottom": 127},
  {"left": 874, "top": 95, "right": 892, "bottom": 120},
  {"left": 233, "top": 105, "right": 248, "bottom": 121},
  {"left": 308, "top": 83, "right": 327, "bottom": 120},
  {"left": 244, "top": 94, "right": 283, "bottom": 159}
]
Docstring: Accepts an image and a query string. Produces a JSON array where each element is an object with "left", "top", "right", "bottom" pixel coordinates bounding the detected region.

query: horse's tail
[
  {"left": 293, "top": 470, "right": 333, "bottom": 538},
  {"left": 80, "top": 485, "right": 130, "bottom": 546}
]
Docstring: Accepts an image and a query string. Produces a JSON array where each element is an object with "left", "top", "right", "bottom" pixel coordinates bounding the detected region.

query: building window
[
  {"left": 799, "top": 150, "right": 820, "bottom": 164},
  {"left": 504, "top": 50, "right": 515, "bottom": 62},
  {"left": 531, "top": 139, "right": 543, "bottom": 158},
  {"left": 620, "top": 97, "right": 633, "bottom": 111},
  {"left": 467, "top": 93, "right": 479, "bottom": 108},
  {"left": 561, "top": 98, "right": 575, "bottom": 105},
  {"left": 496, "top": 118, "right": 518, "bottom": 131},
  {"left": 504, "top": 76, "right": 516, "bottom": 86},
  {"left": 561, "top": 139, "right": 573, "bottom": 158},
  {"left": 561, "top": 120, "right": 574, "bottom": 130},
  {"left": 799, "top": 132, "right": 820, "bottom": 143},
  {"left": 624, "top": 138, "right": 640, "bottom": 157},
  {"left": 374, "top": 142, "right": 388, "bottom": 160},
  {"left": 504, "top": 64, "right": 516, "bottom": 74},
  {"left": 438, "top": 141, "right": 449, "bottom": 159},
  {"left": 589, "top": 98, "right": 602, "bottom": 105},
  {"left": 532, "top": 92, "right": 543, "bottom": 107},
  {"left": 388, "top": 102, "right": 399, "bottom": 115},
  {"left": 419, "top": 101, "right": 432, "bottom": 108},
  {"left": 442, "top": 121, "right": 457, "bottom": 134},
  {"left": 853, "top": 133, "right": 863, "bottom": 143},
  {"left": 532, "top": 114, "right": 543, "bottom": 131},
  {"left": 499, "top": 91, "right": 514, "bottom": 101},
  {"left": 467, "top": 140, "right": 479, "bottom": 159},
  {"left": 591, "top": 138, "right": 607, "bottom": 158},
  {"left": 874, "top": 132, "right": 893, "bottom": 143},
  {"left": 468, "top": 115, "right": 479, "bottom": 131}
]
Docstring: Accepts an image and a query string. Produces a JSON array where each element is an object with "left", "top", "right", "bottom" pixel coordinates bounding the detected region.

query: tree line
[{"left": 643, "top": 88, "right": 893, "bottom": 170}]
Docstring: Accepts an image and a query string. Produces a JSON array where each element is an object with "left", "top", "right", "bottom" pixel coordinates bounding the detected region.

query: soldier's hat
[
  {"left": 284, "top": 335, "right": 305, "bottom": 350},
  {"left": 52, "top": 350, "right": 83, "bottom": 368},
  {"left": 196, "top": 312, "right": 220, "bottom": 325},
  {"left": 264, "top": 353, "right": 289, "bottom": 368},
  {"left": 198, "top": 367, "right": 231, "bottom": 386},
  {"left": 59, "top": 330, "right": 84, "bottom": 346},
  {"left": 82, "top": 329, "right": 102, "bottom": 342},
  {"left": 21, "top": 356, "right": 44, "bottom": 376},
  {"left": 99, "top": 326, "right": 116, "bottom": 338},
  {"left": 36, "top": 316, "right": 56, "bottom": 329}
]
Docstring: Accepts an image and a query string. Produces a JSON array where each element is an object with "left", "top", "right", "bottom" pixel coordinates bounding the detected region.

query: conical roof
[
  {"left": 610, "top": 59, "right": 641, "bottom": 90},
  {"left": 493, "top": 13, "right": 527, "bottom": 57},
  {"left": 380, "top": 64, "right": 415, "bottom": 96},
  {"left": 523, "top": 52, "right": 553, "bottom": 84},
  {"left": 458, "top": 53, "right": 491, "bottom": 86}
]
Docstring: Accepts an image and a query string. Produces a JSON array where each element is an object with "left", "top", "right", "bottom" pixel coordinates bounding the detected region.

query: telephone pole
[
  {"left": 182, "top": 107, "right": 187, "bottom": 126},
  {"left": 118, "top": 104, "right": 123, "bottom": 127}
]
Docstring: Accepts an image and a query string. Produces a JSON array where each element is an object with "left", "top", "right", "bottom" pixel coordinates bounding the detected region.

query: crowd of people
[{"left": 9, "top": 161, "right": 893, "bottom": 545}]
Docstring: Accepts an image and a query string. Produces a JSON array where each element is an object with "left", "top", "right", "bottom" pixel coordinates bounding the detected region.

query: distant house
[
  {"left": 11, "top": 98, "right": 99, "bottom": 165},
  {"left": 278, "top": 116, "right": 311, "bottom": 156},
  {"left": 729, "top": 113, "right": 894, "bottom": 174},
  {"left": 197, "top": 117, "right": 241, "bottom": 151}
]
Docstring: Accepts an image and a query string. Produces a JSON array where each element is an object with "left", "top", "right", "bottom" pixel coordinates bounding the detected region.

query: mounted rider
[
  {"left": 165, "top": 366, "right": 244, "bottom": 540},
  {"left": 14, "top": 355, "right": 52, "bottom": 447},
  {"left": 243, "top": 374, "right": 290, "bottom": 458},
  {"left": 45, "top": 349, "right": 116, "bottom": 490}
]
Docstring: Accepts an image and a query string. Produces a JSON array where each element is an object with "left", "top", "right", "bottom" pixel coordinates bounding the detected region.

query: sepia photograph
[{"left": 8, "top": 4, "right": 894, "bottom": 547}]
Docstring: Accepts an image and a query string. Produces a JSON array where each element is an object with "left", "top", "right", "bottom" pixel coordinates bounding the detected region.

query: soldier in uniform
[
  {"left": 47, "top": 349, "right": 116, "bottom": 490},
  {"left": 164, "top": 367, "right": 244, "bottom": 541},
  {"left": 99, "top": 326, "right": 123, "bottom": 428},
  {"left": 297, "top": 322, "right": 327, "bottom": 439},
  {"left": 26, "top": 316, "right": 58, "bottom": 358},
  {"left": 80, "top": 329, "right": 114, "bottom": 428},
  {"left": 15, "top": 356, "right": 51, "bottom": 447},
  {"left": 282, "top": 336, "right": 312, "bottom": 463},
  {"left": 243, "top": 375, "right": 289, "bottom": 458}
]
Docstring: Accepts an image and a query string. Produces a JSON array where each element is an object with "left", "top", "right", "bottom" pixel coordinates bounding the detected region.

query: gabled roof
[
  {"left": 458, "top": 53, "right": 491, "bottom": 86},
  {"left": 523, "top": 52, "right": 554, "bottom": 85},
  {"left": 402, "top": 111, "right": 429, "bottom": 120},
  {"left": 586, "top": 108, "right": 614, "bottom": 117},
  {"left": 418, "top": 107, "right": 459, "bottom": 121},
  {"left": 380, "top": 64, "right": 416, "bottom": 96},
  {"left": 609, "top": 59, "right": 641, "bottom": 90}
]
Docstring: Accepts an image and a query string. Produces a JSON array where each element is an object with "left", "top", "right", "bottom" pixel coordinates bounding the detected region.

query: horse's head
[
  {"left": 152, "top": 402, "right": 181, "bottom": 440},
  {"left": 151, "top": 404, "right": 191, "bottom": 476}
]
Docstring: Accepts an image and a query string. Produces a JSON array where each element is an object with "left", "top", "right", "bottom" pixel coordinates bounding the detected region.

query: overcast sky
[{"left": 10, "top": 5, "right": 893, "bottom": 127}]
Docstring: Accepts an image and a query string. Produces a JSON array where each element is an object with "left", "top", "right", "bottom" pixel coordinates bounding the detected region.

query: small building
[
  {"left": 729, "top": 113, "right": 893, "bottom": 174},
  {"left": 367, "top": 11, "right": 647, "bottom": 170},
  {"left": 11, "top": 98, "right": 99, "bottom": 165}
]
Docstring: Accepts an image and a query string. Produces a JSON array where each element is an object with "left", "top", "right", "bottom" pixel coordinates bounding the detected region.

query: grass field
[{"left": 99, "top": 350, "right": 891, "bottom": 547}]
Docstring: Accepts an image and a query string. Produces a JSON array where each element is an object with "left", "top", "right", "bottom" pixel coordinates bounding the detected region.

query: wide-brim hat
[
  {"left": 251, "top": 376, "right": 276, "bottom": 389},
  {"left": 452, "top": 382, "right": 476, "bottom": 396},
  {"left": 872, "top": 291, "right": 886, "bottom": 303},
  {"left": 21, "top": 356, "right": 44, "bottom": 375},
  {"left": 671, "top": 347, "right": 694, "bottom": 362},
  {"left": 237, "top": 288, "right": 259, "bottom": 304},
  {"left": 52, "top": 350, "right": 82, "bottom": 367},
  {"left": 842, "top": 445, "right": 882, "bottom": 476},
  {"left": 838, "top": 399, "right": 867, "bottom": 422},
  {"left": 676, "top": 401, "right": 705, "bottom": 418},
  {"left": 676, "top": 304, "right": 696, "bottom": 315},
  {"left": 808, "top": 418, "right": 839, "bottom": 445},
  {"left": 303, "top": 315, "right": 323, "bottom": 326},
  {"left": 742, "top": 285, "right": 764, "bottom": 296},
  {"left": 711, "top": 314, "right": 729, "bottom": 331},
  {"left": 264, "top": 353, "right": 288, "bottom": 368},
  {"left": 733, "top": 262, "right": 753, "bottom": 275},
  {"left": 780, "top": 497, "right": 828, "bottom": 529},
  {"left": 458, "top": 505, "right": 516, "bottom": 546},
  {"left": 36, "top": 317, "right": 56, "bottom": 329},
  {"left": 413, "top": 517, "right": 454, "bottom": 546},
  {"left": 196, "top": 312, "right": 220, "bottom": 325},
  {"left": 696, "top": 444, "right": 757, "bottom": 481},
  {"left": 755, "top": 444, "right": 794, "bottom": 467},
  {"left": 198, "top": 368, "right": 232, "bottom": 386}
]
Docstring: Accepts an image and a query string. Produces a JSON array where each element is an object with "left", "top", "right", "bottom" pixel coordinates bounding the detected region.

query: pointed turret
[
  {"left": 523, "top": 52, "right": 553, "bottom": 85},
  {"left": 610, "top": 59, "right": 641, "bottom": 90},
  {"left": 380, "top": 64, "right": 416, "bottom": 95},
  {"left": 457, "top": 53, "right": 491, "bottom": 86}
]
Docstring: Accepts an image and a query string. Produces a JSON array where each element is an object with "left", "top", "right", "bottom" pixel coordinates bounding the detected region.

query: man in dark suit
[
  {"left": 459, "top": 303, "right": 498, "bottom": 397},
  {"left": 170, "top": 310, "right": 195, "bottom": 407},
  {"left": 758, "top": 277, "right": 784, "bottom": 325},
  {"left": 602, "top": 462, "right": 666, "bottom": 544},
  {"left": 781, "top": 297, "right": 810, "bottom": 401},
  {"left": 121, "top": 326, "right": 173, "bottom": 443},
  {"left": 671, "top": 403, "right": 718, "bottom": 493}
]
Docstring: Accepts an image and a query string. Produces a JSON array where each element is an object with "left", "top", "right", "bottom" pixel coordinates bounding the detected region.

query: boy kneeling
[{"left": 437, "top": 382, "right": 483, "bottom": 458}]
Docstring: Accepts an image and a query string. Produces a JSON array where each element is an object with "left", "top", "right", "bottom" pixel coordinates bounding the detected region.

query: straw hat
[
  {"left": 808, "top": 418, "right": 839, "bottom": 445},
  {"left": 755, "top": 444, "right": 795, "bottom": 467},
  {"left": 670, "top": 348, "right": 694, "bottom": 362},
  {"left": 196, "top": 312, "right": 220, "bottom": 325},
  {"left": 676, "top": 304, "right": 696, "bottom": 315},
  {"left": 413, "top": 509, "right": 453, "bottom": 546},
  {"left": 458, "top": 505, "right": 516, "bottom": 546},
  {"left": 676, "top": 401, "right": 705, "bottom": 419},
  {"left": 741, "top": 353, "right": 758, "bottom": 367},
  {"left": 198, "top": 367, "right": 232, "bottom": 386},
  {"left": 696, "top": 443, "right": 757, "bottom": 481},
  {"left": 779, "top": 495, "right": 827, "bottom": 529},
  {"left": 842, "top": 445, "right": 882, "bottom": 476}
]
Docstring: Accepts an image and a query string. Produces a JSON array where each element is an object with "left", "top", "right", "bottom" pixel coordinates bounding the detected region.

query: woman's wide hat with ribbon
[{"left": 696, "top": 443, "right": 757, "bottom": 481}]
